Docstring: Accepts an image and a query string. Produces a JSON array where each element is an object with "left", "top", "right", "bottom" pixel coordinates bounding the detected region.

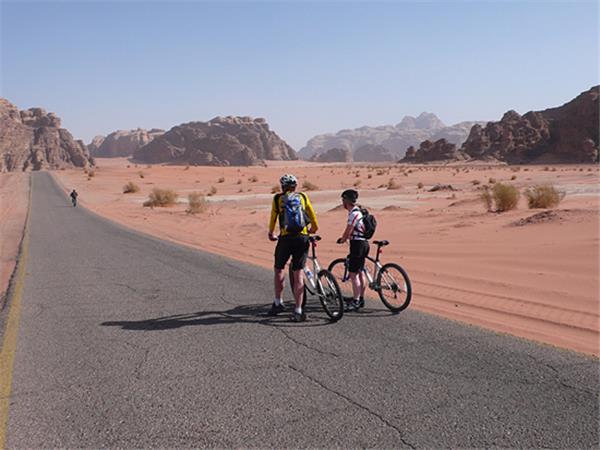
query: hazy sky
[{"left": 1, "top": 1, "right": 598, "bottom": 149}]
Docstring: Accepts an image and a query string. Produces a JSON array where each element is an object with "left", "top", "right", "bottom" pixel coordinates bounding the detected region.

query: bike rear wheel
[
  {"left": 316, "top": 270, "right": 344, "bottom": 321},
  {"left": 375, "top": 263, "right": 412, "bottom": 313}
]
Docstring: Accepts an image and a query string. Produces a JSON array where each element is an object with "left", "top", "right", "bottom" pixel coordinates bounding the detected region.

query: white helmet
[{"left": 280, "top": 173, "right": 298, "bottom": 188}]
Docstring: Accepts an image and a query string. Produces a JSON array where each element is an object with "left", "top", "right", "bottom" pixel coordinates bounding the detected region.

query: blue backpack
[{"left": 275, "top": 192, "right": 309, "bottom": 234}]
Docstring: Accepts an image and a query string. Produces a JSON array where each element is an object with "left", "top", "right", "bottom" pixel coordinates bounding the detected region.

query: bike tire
[
  {"left": 288, "top": 264, "right": 307, "bottom": 309},
  {"left": 375, "top": 263, "right": 412, "bottom": 313},
  {"left": 327, "top": 258, "right": 353, "bottom": 301},
  {"left": 316, "top": 270, "right": 344, "bottom": 321}
]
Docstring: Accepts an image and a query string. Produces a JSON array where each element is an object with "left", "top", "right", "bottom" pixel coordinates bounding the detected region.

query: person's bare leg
[
  {"left": 350, "top": 272, "right": 362, "bottom": 300},
  {"left": 292, "top": 269, "right": 304, "bottom": 310},
  {"left": 274, "top": 268, "right": 285, "bottom": 301},
  {"left": 359, "top": 270, "right": 367, "bottom": 298}
]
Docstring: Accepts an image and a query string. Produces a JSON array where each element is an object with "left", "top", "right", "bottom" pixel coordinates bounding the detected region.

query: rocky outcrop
[
  {"left": 401, "top": 139, "right": 468, "bottom": 163},
  {"left": 133, "top": 116, "right": 296, "bottom": 166},
  {"left": 310, "top": 147, "right": 352, "bottom": 163},
  {"left": 353, "top": 144, "right": 394, "bottom": 162},
  {"left": 461, "top": 86, "right": 599, "bottom": 163},
  {"left": 92, "top": 128, "right": 164, "bottom": 157},
  {"left": 87, "top": 135, "right": 105, "bottom": 155},
  {"left": 0, "top": 99, "right": 93, "bottom": 172},
  {"left": 299, "top": 113, "right": 484, "bottom": 161}
]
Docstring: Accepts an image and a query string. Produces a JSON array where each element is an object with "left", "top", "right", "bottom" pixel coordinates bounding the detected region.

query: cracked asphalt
[{"left": 4, "top": 172, "right": 599, "bottom": 448}]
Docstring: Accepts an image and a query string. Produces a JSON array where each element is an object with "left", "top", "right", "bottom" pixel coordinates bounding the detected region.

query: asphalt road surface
[{"left": 2, "top": 172, "right": 598, "bottom": 448}]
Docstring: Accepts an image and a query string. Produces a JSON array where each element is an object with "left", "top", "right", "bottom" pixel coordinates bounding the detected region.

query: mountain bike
[
  {"left": 288, "top": 235, "right": 344, "bottom": 322},
  {"left": 328, "top": 240, "right": 412, "bottom": 313}
]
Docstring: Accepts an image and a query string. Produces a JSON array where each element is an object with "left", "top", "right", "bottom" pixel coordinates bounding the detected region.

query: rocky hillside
[
  {"left": 134, "top": 116, "right": 296, "bottom": 166},
  {"left": 461, "top": 86, "right": 599, "bottom": 163},
  {"left": 0, "top": 99, "right": 93, "bottom": 172},
  {"left": 401, "top": 139, "right": 467, "bottom": 163},
  {"left": 310, "top": 147, "right": 352, "bottom": 163},
  {"left": 299, "top": 113, "right": 483, "bottom": 160},
  {"left": 90, "top": 128, "right": 164, "bottom": 157}
]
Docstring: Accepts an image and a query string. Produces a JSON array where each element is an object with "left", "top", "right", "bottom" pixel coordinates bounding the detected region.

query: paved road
[{"left": 3, "top": 172, "right": 599, "bottom": 448}]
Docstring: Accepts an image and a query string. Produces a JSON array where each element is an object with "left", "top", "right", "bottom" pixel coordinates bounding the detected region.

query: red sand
[
  {"left": 0, "top": 172, "right": 30, "bottom": 300},
  {"left": 54, "top": 159, "right": 600, "bottom": 355}
]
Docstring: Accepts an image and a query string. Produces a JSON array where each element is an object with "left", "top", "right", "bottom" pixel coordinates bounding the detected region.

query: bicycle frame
[
  {"left": 340, "top": 244, "right": 384, "bottom": 290},
  {"left": 303, "top": 239, "right": 322, "bottom": 294}
]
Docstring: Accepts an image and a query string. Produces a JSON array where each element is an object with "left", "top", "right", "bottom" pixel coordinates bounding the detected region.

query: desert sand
[
  {"left": 0, "top": 172, "right": 30, "bottom": 300},
  {"left": 53, "top": 159, "right": 599, "bottom": 355}
]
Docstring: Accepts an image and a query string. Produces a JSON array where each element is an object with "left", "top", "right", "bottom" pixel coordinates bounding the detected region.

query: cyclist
[
  {"left": 70, "top": 189, "right": 78, "bottom": 207},
  {"left": 268, "top": 174, "right": 318, "bottom": 322},
  {"left": 336, "top": 189, "right": 368, "bottom": 311}
]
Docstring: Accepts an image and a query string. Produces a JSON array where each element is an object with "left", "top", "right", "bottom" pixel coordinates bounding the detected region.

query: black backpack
[{"left": 359, "top": 208, "right": 377, "bottom": 239}]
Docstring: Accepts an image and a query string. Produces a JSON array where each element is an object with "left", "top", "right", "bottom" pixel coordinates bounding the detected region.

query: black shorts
[
  {"left": 348, "top": 240, "right": 369, "bottom": 273},
  {"left": 274, "top": 235, "right": 309, "bottom": 271}
]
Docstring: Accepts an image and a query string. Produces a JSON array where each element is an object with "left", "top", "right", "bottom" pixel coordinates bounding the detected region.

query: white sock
[
  {"left": 295, "top": 307, "right": 302, "bottom": 315},
  {"left": 274, "top": 298, "right": 283, "bottom": 306}
]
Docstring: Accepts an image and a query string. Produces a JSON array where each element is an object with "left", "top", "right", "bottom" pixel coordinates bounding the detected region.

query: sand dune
[{"left": 53, "top": 159, "right": 600, "bottom": 355}]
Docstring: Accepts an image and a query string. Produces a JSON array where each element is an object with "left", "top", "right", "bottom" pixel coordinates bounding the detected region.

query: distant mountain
[
  {"left": 90, "top": 128, "right": 164, "bottom": 157},
  {"left": 299, "top": 113, "right": 484, "bottom": 161},
  {"left": 461, "top": 86, "right": 599, "bottom": 163},
  {"left": 134, "top": 116, "right": 296, "bottom": 166},
  {"left": 0, "top": 98, "right": 93, "bottom": 172}
]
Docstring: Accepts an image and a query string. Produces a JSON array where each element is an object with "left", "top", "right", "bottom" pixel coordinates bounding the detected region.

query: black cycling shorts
[
  {"left": 274, "top": 235, "right": 310, "bottom": 271},
  {"left": 348, "top": 240, "right": 369, "bottom": 273}
]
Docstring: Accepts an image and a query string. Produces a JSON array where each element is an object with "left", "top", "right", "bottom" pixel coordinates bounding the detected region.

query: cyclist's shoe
[
  {"left": 358, "top": 297, "right": 365, "bottom": 309},
  {"left": 344, "top": 299, "right": 361, "bottom": 312},
  {"left": 290, "top": 311, "right": 307, "bottom": 322},
  {"left": 267, "top": 303, "right": 285, "bottom": 316}
]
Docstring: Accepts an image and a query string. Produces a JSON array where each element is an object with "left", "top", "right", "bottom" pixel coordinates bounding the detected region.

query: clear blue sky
[{"left": 1, "top": 1, "right": 598, "bottom": 149}]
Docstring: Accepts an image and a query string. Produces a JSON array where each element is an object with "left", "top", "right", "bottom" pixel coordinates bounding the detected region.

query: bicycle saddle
[
  {"left": 374, "top": 240, "right": 389, "bottom": 246},
  {"left": 310, "top": 235, "right": 322, "bottom": 242}
]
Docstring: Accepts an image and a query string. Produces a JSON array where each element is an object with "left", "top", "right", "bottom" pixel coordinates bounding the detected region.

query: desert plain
[{"left": 4, "top": 159, "right": 598, "bottom": 355}]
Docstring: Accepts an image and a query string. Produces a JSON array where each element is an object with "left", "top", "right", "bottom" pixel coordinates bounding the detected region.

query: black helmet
[{"left": 341, "top": 189, "right": 358, "bottom": 203}]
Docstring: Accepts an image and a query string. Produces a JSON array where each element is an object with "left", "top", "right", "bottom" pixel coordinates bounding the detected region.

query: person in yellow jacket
[{"left": 268, "top": 174, "right": 318, "bottom": 322}]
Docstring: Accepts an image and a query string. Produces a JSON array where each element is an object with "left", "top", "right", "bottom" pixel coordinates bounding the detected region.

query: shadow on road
[{"left": 101, "top": 302, "right": 396, "bottom": 331}]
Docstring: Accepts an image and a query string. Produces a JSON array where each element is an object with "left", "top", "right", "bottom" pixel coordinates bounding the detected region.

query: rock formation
[
  {"left": 310, "top": 147, "right": 352, "bottom": 163},
  {"left": 353, "top": 144, "right": 394, "bottom": 162},
  {"left": 0, "top": 99, "right": 93, "bottom": 172},
  {"left": 461, "top": 86, "right": 599, "bottom": 163},
  {"left": 133, "top": 116, "right": 296, "bottom": 166},
  {"left": 91, "top": 128, "right": 164, "bottom": 157},
  {"left": 299, "top": 113, "right": 484, "bottom": 161},
  {"left": 401, "top": 139, "right": 468, "bottom": 163}
]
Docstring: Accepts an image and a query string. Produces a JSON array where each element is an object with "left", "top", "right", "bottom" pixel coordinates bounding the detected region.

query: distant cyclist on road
[
  {"left": 70, "top": 189, "right": 78, "bottom": 207},
  {"left": 337, "top": 189, "right": 369, "bottom": 312},
  {"left": 268, "top": 174, "right": 318, "bottom": 322}
]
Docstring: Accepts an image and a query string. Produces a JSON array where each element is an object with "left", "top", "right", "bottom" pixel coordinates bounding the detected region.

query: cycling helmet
[
  {"left": 341, "top": 189, "right": 359, "bottom": 203},
  {"left": 280, "top": 173, "right": 298, "bottom": 188}
]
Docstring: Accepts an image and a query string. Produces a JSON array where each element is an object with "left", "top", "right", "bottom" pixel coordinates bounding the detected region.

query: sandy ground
[
  {"left": 53, "top": 158, "right": 600, "bottom": 355},
  {"left": 0, "top": 172, "right": 30, "bottom": 301}
]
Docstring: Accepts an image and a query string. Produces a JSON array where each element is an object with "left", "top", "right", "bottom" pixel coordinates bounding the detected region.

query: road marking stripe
[{"left": 0, "top": 175, "right": 32, "bottom": 450}]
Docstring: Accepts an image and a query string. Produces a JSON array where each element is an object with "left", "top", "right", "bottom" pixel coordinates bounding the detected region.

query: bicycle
[
  {"left": 288, "top": 235, "right": 344, "bottom": 322},
  {"left": 328, "top": 240, "right": 412, "bottom": 313}
]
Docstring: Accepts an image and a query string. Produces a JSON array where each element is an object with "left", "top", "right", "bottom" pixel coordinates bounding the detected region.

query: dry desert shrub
[
  {"left": 417, "top": 182, "right": 424, "bottom": 189},
  {"left": 481, "top": 183, "right": 520, "bottom": 212},
  {"left": 249, "top": 175, "right": 258, "bottom": 183},
  {"left": 511, "top": 175, "right": 517, "bottom": 180},
  {"left": 88, "top": 169, "right": 96, "bottom": 178},
  {"left": 471, "top": 180, "right": 481, "bottom": 185},
  {"left": 488, "top": 177, "right": 496, "bottom": 184},
  {"left": 387, "top": 178, "right": 401, "bottom": 190},
  {"left": 138, "top": 171, "right": 145, "bottom": 179},
  {"left": 143, "top": 188, "right": 178, "bottom": 207},
  {"left": 367, "top": 174, "right": 373, "bottom": 179},
  {"left": 236, "top": 178, "right": 242, "bottom": 185},
  {"left": 524, "top": 184, "right": 564, "bottom": 209},
  {"left": 207, "top": 186, "right": 218, "bottom": 196},
  {"left": 353, "top": 180, "right": 362, "bottom": 187},
  {"left": 218, "top": 177, "right": 225, "bottom": 183},
  {"left": 123, "top": 181, "right": 140, "bottom": 194},
  {"left": 184, "top": 165, "right": 190, "bottom": 171},
  {"left": 302, "top": 180, "right": 319, "bottom": 191},
  {"left": 186, "top": 192, "right": 208, "bottom": 214}
]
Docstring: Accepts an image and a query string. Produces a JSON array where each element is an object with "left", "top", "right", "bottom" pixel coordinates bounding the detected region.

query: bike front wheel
[
  {"left": 375, "top": 263, "right": 412, "bottom": 313},
  {"left": 316, "top": 270, "right": 344, "bottom": 321},
  {"left": 327, "top": 258, "right": 352, "bottom": 300}
]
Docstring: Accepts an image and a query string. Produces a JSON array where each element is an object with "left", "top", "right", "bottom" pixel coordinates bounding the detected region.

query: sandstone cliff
[
  {"left": 91, "top": 128, "right": 164, "bottom": 157},
  {"left": 0, "top": 99, "right": 93, "bottom": 172},
  {"left": 133, "top": 116, "right": 296, "bottom": 166}
]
